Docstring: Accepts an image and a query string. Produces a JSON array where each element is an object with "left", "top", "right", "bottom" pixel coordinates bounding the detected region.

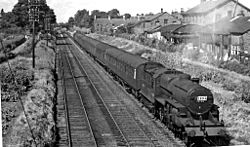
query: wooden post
[
  {"left": 32, "top": 15, "right": 35, "bottom": 68},
  {"left": 240, "top": 35, "right": 244, "bottom": 63},
  {"left": 228, "top": 35, "right": 231, "bottom": 58},
  {"left": 220, "top": 35, "right": 223, "bottom": 61}
]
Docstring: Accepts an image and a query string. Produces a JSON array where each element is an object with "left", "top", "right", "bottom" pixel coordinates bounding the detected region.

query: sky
[{"left": 1, "top": 0, "right": 250, "bottom": 23}]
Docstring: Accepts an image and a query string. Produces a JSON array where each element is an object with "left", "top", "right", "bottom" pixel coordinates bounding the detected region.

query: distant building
[
  {"left": 183, "top": 0, "right": 250, "bottom": 25},
  {"left": 0, "top": 10, "right": 3, "bottom": 22},
  {"left": 94, "top": 16, "right": 138, "bottom": 34},
  {"left": 171, "top": 8, "right": 185, "bottom": 22},
  {"left": 133, "top": 9, "right": 181, "bottom": 34}
]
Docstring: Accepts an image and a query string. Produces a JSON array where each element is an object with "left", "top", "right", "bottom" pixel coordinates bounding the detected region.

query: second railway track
[{"left": 59, "top": 39, "right": 98, "bottom": 147}]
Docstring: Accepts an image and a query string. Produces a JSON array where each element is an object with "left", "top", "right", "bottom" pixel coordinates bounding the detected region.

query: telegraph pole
[
  {"left": 32, "top": 15, "right": 36, "bottom": 68},
  {"left": 45, "top": 12, "right": 50, "bottom": 46},
  {"left": 28, "top": 0, "right": 40, "bottom": 68}
]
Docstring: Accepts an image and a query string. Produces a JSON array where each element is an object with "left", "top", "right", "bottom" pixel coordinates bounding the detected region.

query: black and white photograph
[{"left": 1, "top": 0, "right": 250, "bottom": 146}]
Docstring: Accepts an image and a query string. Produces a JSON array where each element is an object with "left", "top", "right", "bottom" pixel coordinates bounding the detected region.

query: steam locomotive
[{"left": 72, "top": 33, "right": 227, "bottom": 146}]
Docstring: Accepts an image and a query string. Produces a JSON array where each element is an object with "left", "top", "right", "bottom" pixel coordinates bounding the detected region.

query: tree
[
  {"left": 68, "top": 17, "right": 74, "bottom": 27},
  {"left": 91, "top": 10, "right": 100, "bottom": 17},
  {"left": 49, "top": 9, "right": 56, "bottom": 24},
  {"left": 74, "top": 9, "right": 90, "bottom": 27},
  {"left": 1, "top": 12, "right": 18, "bottom": 28},
  {"left": 1, "top": 9, "right": 4, "bottom": 14},
  {"left": 91, "top": 10, "right": 108, "bottom": 19},
  {"left": 124, "top": 13, "right": 131, "bottom": 19},
  {"left": 107, "top": 9, "right": 120, "bottom": 18},
  {"left": 145, "top": 12, "right": 154, "bottom": 16},
  {"left": 12, "top": 0, "right": 29, "bottom": 28}
]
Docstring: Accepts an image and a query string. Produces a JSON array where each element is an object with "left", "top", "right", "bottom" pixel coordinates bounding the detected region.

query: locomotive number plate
[{"left": 196, "top": 96, "right": 207, "bottom": 102}]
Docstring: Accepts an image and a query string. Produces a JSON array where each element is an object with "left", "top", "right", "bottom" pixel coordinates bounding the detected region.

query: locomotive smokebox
[{"left": 160, "top": 76, "right": 214, "bottom": 116}]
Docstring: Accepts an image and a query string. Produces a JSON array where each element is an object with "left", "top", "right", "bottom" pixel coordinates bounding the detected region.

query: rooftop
[
  {"left": 95, "top": 17, "right": 138, "bottom": 27},
  {"left": 201, "top": 16, "right": 250, "bottom": 35},
  {"left": 185, "top": 0, "right": 250, "bottom": 15}
]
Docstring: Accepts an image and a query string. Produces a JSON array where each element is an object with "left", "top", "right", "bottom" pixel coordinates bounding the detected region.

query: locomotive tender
[{"left": 73, "top": 33, "right": 226, "bottom": 145}]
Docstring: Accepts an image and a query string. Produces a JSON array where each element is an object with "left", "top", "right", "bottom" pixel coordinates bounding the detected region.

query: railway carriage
[
  {"left": 105, "top": 48, "right": 164, "bottom": 95},
  {"left": 105, "top": 48, "right": 145, "bottom": 91},
  {"left": 94, "top": 42, "right": 115, "bottom": 66},
  {"left": 74, "top": 33, "right": 98, "bottom": 57}
]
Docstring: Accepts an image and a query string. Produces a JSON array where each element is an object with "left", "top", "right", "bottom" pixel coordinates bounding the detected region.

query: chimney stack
[
  {"left": 181, "top": 8, "right": 184, "bottom": 13},
  {"left": 201, "top": 0, "right": 206, "bottom": 3},
  {"left": 161, "top": 8, "right": 163, "bottom": 13},
  {"left": 237, "top": 10, "right": 245, "bottom": 17}
]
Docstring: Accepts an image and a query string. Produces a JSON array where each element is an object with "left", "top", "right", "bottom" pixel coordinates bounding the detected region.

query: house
[
  {"left": 160, "top": 24, "right": 202, "bottom": 44},
  {"left": 171, "top": 8, "right": 185, "bottom": 22},
  {"left": 94, "top": 16, "right": 138, "bottom": 34},
  {"left": 183, "top": 0, "right": 250, "bottom": 25},
  {"left": 190, "top": 15, "right": 250, "bottom": 62},
  {"left": 133, "top": 9, "right": 182, "bottom": 34},
  {"left": 0, "top": 11, "right": 2, "bottom": 23},
  {"left": 144, "top": 25, "right": 162, "bottom": 40}
]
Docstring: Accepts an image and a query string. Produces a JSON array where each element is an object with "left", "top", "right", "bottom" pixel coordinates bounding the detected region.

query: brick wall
[{"left": 243, "top": 31, "right": 250, "bottom": 53}]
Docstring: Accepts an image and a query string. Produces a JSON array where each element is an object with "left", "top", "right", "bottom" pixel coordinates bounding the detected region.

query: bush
[
  {"left": 219, "top": 60, "right": 250, "bottom": 76},
  {"left": 0, "top": 64, "right": 33, "bottom": 102},
  {"left": 221, "top": 78, "right": 238, "bottom": 91},
  {"left": 0, "top": 35, "right": 25, "bottom": 51},
  {"left": 2, "top": 105, "right": 16, "bottom": 135},
  {"left": 211, "top": 72, "right": 226, "bottom": 84},
  {"left": 235, "top": 81, "right": 250, "bottom": 103}
]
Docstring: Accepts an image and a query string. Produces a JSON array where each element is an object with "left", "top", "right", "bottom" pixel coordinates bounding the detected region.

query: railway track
[
  {"left": 67, "top": 36, "right": 185, "bottom": 147},
  {"left": 55, "top": 34, "right": 186, "bottom": 146},
  {"left": 58, "top": 39, "right": 98, "bottom": 147},
  {"left": 56, "top": 36, "right": 162, "bottom": 146},
  {"left": 65, "top": 38, "right": 159, "bottom": 147}
]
